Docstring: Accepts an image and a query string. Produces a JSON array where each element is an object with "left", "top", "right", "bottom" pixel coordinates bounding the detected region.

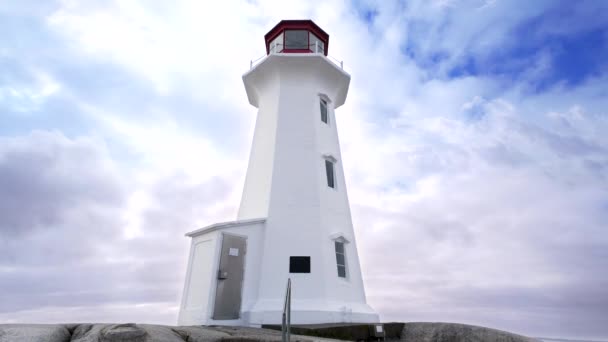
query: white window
[
  {"left": 325, "top": 159, "right": 335, "bottom": 188},
  {"left": 320, "top": 99, "right": 328, "bottom": 124},
  {"left": 335, "top": 241, "right": 347, "bottom": 278}
]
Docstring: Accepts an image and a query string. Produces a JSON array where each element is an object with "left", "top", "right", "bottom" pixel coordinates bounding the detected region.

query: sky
[{"left": 1, "top": 0, "right": 607, "bottom": 340}]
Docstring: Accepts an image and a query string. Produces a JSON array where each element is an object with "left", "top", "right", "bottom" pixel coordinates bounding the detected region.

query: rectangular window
[
  {"left": 320, "top": 99, "right": 328, "bottom": 124},
  {"left": 289, "top": 256, "right": 311, "bottom": 273},
  {"left": 335, "top": 241, "right": 347, "bottom": 278},
  {"left": 325, "top": 159, "right": 335, "bottom": 188},
  {"left": 285, "top": 30, "right": 308, "bottom": 50}
]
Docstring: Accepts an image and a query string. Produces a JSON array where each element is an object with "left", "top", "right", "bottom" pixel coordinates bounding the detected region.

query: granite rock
[
  {"left": 0, "top": 322, "right": 539, "bottom": 341},
  {"left": 0, "top": 324, "right": 71, "bottom": 342},
  {"left": 400, "top": 322, "right": 540, "bottom": 342}
]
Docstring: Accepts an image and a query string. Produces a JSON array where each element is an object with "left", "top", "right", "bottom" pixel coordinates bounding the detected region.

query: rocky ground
[
  {"left": 399, "top": 322, "right": 539, "bottom": 342},
  {"left": 0, "top": 322, "right": 540, "bottom": 342},
  {"left": 1, "top": 324, "right": 324, "bottom": 342}
]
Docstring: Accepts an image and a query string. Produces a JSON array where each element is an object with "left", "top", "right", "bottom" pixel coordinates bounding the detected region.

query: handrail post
[
  {"left": 250, "top": 60, "right": 253, "bottom": 69},
  {"left": 287, "top": 279, "right": 291, "bottom": 342},
  {"left": 282, "top": 278, "right": 291, "bottom": 342}
]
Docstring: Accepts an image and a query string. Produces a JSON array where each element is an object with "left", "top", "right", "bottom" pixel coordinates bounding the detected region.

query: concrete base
[
  {"left": 246, "top": 309, "right": 380, "bottom": 326},
  {"left": 244, "top": 300, "right": 379, "bottom": 325},
  {"left": 180, "top": 303, "right": 378, "bottom": 326}
]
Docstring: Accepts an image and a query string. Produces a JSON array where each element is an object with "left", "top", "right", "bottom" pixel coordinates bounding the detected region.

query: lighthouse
[{"left": 178, "top": 20, "right": 379, "bottom": 326}]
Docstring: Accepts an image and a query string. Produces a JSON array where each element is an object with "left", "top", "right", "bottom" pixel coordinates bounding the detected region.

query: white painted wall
[
  {"left": 237, "top": 70, "right": 280, "bottom": 220},
  {"left": 178, "top": 231, "right": 219, "bottom": 325}
]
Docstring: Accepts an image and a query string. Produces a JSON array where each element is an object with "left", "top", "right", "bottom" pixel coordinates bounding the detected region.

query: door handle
[{"left": 218, "top": 270, "right": 228, "bottom": 280}]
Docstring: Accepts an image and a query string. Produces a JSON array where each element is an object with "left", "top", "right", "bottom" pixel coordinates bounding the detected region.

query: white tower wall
[
  {"left": 242, "top": 54, "right": 378, "bottom": 324},
  {"left": 237, "top": 71, "right": 280, "bottom": 220}
]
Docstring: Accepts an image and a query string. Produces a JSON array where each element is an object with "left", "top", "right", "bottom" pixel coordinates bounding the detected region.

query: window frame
[
  {"left": 325, "top": 158, "right": 336, "bottom": 189},
  {"left": 335, "top": 241, "right": 347, "bottom": 278},
  {"left": 319, "top": 94, "right": 332, "bottom": 125},
  {"left": 334, "top": 241, "right": 348, "bottom": 279},
  {"left": 320, "top": 98, "right": 329, "bottom": 124}
]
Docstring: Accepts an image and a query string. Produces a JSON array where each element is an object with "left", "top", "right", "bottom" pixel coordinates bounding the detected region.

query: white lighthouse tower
[{"left": 178, "top": 20, "right": 379, "bottom": 326}]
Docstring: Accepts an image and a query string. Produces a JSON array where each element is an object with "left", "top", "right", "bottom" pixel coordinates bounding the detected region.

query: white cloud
[
  {"left": 0, "top": 130, "right": 237, "bottom": 323},
  {"left": 0, "top": 70, "right": 60, "bottom": 113}
]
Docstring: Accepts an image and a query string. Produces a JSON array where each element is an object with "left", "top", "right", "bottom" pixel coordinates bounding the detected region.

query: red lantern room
[{"left": 264, "top": 20, "right": 329, "bottom": 56}]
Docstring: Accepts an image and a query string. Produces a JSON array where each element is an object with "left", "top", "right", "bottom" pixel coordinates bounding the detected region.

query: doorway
[{"left": 212, "top": 233, "right": 247, "bottom": 320}]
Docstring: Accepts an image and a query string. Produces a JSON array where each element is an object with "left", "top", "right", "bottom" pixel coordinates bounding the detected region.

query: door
[{"left": 212, "top": 234, "right": 246, "bottom": 320}]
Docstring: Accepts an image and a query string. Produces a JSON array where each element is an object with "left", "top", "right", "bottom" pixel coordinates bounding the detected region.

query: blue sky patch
[
  {"left": 398, "top": 2, "right": 608, "bottom": 94},
  {"left": 351, "top": 0, "right": 379, "bottom": 25}
]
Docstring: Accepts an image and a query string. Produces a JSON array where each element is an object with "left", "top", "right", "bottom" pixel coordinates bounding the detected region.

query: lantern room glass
[
  {"left": 271, "top": 29, "right": 326, "bottom": 54},
  {"left": 309, "top": 33, "right": 324, "bottom": 53},
  {"left": 285, "top": 30, "right": 308, "bottom": 50}
]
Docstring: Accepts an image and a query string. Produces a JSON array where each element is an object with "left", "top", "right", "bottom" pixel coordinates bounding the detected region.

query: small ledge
[
  {"left": 185, "top": 218, "right": 266, "bottom": 237},
  {"left": 322, "top": 154, "right": 338, "bottom": 163},
  {"left": 329, "top": 232, "right": 350, "bottom": 243}
]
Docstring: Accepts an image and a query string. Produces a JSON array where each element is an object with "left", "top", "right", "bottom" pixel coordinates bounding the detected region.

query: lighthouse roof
[
  {"left": 185, "top": 217, "right": 266, "bottom": 237},
  {"left": 264, "top": 20, "right": 329, "bottom": 56}
]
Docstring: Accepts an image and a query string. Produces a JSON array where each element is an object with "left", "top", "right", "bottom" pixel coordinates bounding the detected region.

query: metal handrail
[
  {"left": 270, "top": 43, "right": 322, "bottom": 54},
  {"left": 328, "top": 55, "right": 344, "bottom": 69},
  {"left": 250, "top": 53, "right": 267, "bottom": 69},
  {"left": 250, "top": 42, "right": 345, "bottom": 70},
  {"left": 281, "top": 278, "right": 291, "bottom": 342}
]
